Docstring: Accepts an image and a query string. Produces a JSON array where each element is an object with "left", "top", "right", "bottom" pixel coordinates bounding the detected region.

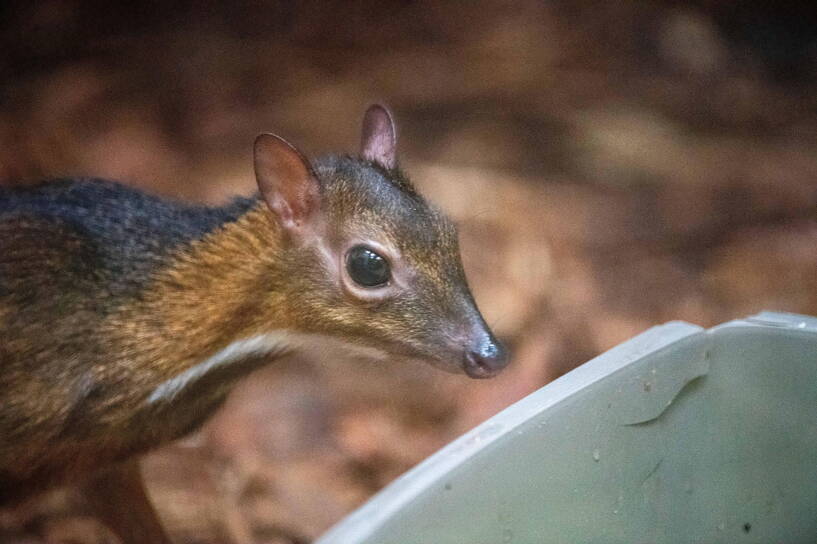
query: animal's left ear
[
  {"left": 360, "top": 104, "right": 397, "bottom": 170},
  {"left": 254, "top": 133, "right": 321, "bottom": 238}
]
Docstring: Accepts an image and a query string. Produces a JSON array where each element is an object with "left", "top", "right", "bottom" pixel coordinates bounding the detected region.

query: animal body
[{"left": 0, "top": 105, "right": 508, "bottom": 542}]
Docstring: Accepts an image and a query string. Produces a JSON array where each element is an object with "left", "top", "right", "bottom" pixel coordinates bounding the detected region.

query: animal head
[{"left": 254, "top": 105, "right": 508, "bottom": 378}]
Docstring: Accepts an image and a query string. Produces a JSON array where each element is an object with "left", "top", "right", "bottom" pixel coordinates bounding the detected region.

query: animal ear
[
  {"left": 360, "top": 104, "right": 397, "bottom": 170},
  {"left": 254, "top": 134, "right": 321, "bottom": 236}
]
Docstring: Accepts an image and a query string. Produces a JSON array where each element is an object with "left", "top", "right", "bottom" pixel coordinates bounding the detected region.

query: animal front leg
[{"left": 80, "top": 458, "right": 172, "bottom": 544}]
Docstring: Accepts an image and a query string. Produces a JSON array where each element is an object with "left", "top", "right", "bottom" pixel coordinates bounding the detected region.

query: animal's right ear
[
  {"left": 360, "top": 104, "right": 397, "bottom": 170},
  {"left": 254, "top": 134, "right": 321, "bottom": 238}
]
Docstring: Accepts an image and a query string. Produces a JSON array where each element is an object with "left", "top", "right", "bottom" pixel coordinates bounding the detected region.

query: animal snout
[{"left": 462, "top": 335, "right": 509, "bottom": 379}]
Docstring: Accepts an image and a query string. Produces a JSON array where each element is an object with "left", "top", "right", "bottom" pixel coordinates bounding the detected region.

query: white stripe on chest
[{"left": 147, "top": 332, "right": 295, "bottom": 405}]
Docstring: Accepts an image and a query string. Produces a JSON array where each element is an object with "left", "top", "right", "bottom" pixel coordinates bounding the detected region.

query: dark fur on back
[{"left": 0, "top": 178, "right": 257, "bottom": 296}]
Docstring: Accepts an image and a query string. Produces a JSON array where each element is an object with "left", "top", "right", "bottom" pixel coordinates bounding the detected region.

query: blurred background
[{"left": 2, "top": 1, "right": 817, "bottom": 542}]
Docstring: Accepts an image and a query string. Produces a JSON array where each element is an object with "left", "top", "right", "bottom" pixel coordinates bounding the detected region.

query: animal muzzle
[{"left": 461, "top": 332, "right": 509, "bottom": 379}]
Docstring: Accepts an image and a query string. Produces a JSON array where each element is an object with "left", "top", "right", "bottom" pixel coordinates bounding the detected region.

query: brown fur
[{"left": 0, "top": 107, "right": 507, "bottom": 542}]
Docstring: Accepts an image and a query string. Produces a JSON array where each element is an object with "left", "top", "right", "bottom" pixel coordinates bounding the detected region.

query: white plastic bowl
[{"left": 318, "top": 312, "right": 817, "bottom": 544}]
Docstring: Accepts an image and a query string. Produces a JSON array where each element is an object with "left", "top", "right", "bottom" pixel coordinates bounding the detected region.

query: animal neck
[{"left": 110, "top": 200, "right": 298, "bottom": 397}]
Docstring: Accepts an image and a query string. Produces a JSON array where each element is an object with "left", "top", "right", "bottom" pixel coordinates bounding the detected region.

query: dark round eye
[{"left": 346, "top": 245, "right": 390, "bottom": 287}]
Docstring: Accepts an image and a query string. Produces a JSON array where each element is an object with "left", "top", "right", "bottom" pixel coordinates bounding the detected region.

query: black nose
[{"left": 462, "top": 336, "right": 509, "bottom": 379}]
